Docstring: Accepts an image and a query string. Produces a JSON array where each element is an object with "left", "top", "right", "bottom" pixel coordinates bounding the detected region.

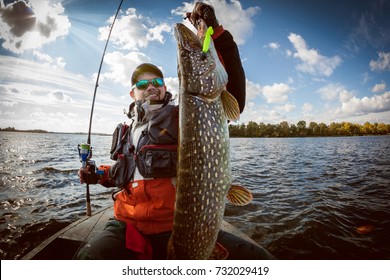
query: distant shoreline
[
  {"left": 0, "top": 127, "right": 111, "bottom": 136},
  {"left": 1, "top": 126, "right": 389, "bottom": 138}
]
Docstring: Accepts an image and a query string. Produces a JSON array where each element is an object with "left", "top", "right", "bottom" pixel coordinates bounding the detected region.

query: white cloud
[
  {"left": 33, "top": 50, "right": 65, "bottom": 69},
  {"left": 318, "top": 83, "right": 354, "bottom": 102},
  {"left": 0, "top": 55, "right": 126, "bottom": 133},
  {"left": 302, "top": 103, "right": 313, "bottom": 112},
  {"left": 0, "top": 0, "right": 70, "bottom": 54},
  {"left": 369, "top": 52, "right": 390, "bottom": 71},
  {"left": 97, "top": 8, "right": 174, "bottom": 88},
  {"left": 147, "top": 23, "right": 172, "bottom": 44},
  {"left": 276, "top": 103, "right": 296, "bottom": 112},
  {"left": 266, "top": 42, "right": 280, "bottom": 50},
  {"left": 48, "top": 90, "right": 74, "bottom": 103},
  {"left": 238, "top": 102, "right": 286, "bottom": 125},
  {"left": 316, "top": 83, "right": 390, "bottom": 120},
  {"left": 99, "top": 8, "right": 171, "bottom": 51},
  {"left": 172, "top": 0, "right": 260, "bottom": 45},
  {"left": 0, "top": 100, "right": 17, "bottom": 107},
  {"left": 99, "top": 51, "right": 151, "bottom": 88},
  {"left": 361, "top": 72, "right": 371, "bottom": 84},
  {"left": 371, "top": 82, "right": 386, "bottom": 93},
  {"left": 262, "top": 83, "right": 292, "bottom": 103},
  {"left": 341, "top": 91, "right": 390, "bottom": 115},
  {"left": 164, "top": 77, "right": 179, "bottom": 100},
  {"left": 245, "top": 80, "right": 262, "bottom": 101},
  {"left": 288, "top": 33, "right": 342, "bottom": 76},
  {"left": 345, "top": 1, "right": 390, "bottom": 55}
]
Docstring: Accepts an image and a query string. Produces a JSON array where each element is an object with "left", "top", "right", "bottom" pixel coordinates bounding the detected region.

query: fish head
[{"left": 174, "top": 22, "right": 228, "bottom": 102}]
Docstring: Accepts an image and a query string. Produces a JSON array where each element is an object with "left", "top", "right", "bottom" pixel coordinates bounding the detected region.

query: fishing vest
[{"left": 109, "top": 103, "right": 178, "bottom": 188}]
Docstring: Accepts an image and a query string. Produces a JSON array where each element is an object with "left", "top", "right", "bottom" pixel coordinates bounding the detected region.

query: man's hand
[
  {"left": 78, "top": 165, "right": 100, "bottom": 184},
  {"left": 186, "top": 2, "right": 219, "bottom": 29}
]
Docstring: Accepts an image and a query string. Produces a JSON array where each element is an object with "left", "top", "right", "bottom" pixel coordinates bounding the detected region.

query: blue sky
[{"left": 0, "top": 0, "right": 389, "bottom": 133}]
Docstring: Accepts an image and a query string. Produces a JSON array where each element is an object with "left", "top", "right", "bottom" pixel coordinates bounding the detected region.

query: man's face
[{"left": 130, "top": 72, "right": 166, "bottom": 102}]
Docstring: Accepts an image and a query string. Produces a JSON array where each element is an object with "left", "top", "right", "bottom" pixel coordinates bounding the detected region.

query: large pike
[{"left": 168, "top": 22, "right": 247, "bottom": 259}]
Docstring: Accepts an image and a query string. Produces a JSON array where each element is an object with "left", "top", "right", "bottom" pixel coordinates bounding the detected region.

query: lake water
[{"left": 0, "top": 132, "right": 389, "bottom": 259}]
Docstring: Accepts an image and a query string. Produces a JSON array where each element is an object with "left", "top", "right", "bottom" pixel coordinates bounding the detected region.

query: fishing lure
[{"left": 202, "top": 26, "right": 214, "bottom": 53}]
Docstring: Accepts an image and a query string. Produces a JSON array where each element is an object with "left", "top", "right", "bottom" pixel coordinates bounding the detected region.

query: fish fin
[
  {"left": 221, "top": 90, "right": 240, "bottom": 121},
  {"left": 226, "top": 184, "right": 253, "bottom": 206},
  {"left": 208, "top": 242, "right": 229, "bottom": 260}
]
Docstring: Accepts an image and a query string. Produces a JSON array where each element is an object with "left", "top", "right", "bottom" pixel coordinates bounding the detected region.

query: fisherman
[{"left": 77, "top": 2, "right": 271, "bottom": 260}]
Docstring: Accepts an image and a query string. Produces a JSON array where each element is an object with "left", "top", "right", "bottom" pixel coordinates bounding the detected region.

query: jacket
[{"left": 100, "top": 101, "right": 178, "bottom": 234}]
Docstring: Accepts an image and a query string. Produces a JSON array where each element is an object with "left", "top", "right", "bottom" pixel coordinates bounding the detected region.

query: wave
[{"left": 34, "top": 167, "right": 79, "bottom": 174}]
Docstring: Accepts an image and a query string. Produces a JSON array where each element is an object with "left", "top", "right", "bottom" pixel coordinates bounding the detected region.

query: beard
[{"left": 144, "top": 88, "right": 162, "bottom": 101}]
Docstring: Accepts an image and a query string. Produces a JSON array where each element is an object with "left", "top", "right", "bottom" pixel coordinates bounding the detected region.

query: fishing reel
[
  {"left": 78, "top": 143, "right": 92, "bottom": 168},
  {"left": 78, "top": 143, "right": 103, "bottom": 184}
]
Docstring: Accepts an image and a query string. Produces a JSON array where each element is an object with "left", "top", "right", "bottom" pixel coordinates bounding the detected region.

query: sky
[{"left": 0, "top": 0, "right": 389, "bottom": 134}]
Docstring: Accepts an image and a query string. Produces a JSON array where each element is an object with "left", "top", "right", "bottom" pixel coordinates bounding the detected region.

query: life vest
[{"left": 108, "top": 103, "right": 178, "bottom": 188}]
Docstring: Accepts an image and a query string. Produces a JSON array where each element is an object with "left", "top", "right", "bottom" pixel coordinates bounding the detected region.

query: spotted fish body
[{"left": 169, "top": 22, "right": 238, "bottom": 259}]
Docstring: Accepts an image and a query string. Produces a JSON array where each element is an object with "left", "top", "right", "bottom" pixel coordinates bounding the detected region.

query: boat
[{"left": 22, "top": 207, "right": 275, "bottom": 260}]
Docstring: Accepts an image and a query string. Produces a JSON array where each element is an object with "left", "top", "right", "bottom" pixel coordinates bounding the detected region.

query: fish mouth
[
  {"left": 174, "top": 23, "right": 202, "bottom": 51},
  {"left": 174, "top": 23, "right": 219, "bottom": 100}
]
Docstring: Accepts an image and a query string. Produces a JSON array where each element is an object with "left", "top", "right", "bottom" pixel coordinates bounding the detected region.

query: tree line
[
  {"left": 0, "top": 127, "right": 48, "bottom": 133},
  {"left": 228, "top": 121, "right": 390, "bottom": 137}
]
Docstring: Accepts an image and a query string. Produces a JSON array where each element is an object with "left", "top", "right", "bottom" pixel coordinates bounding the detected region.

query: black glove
[
  {"left": 186, "top": 2, "right": 219, "bottom": 29},
  {"left": 78, "top": 164, "right": 100, "bottom": 185}
]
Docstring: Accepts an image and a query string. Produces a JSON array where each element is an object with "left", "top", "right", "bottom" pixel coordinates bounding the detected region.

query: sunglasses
[{"left": 132, "top": 78, "right": 164, "bottom": 90}]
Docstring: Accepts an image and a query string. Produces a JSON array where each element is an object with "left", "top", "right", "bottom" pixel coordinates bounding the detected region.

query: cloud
[
  {"left": 302, "top": 103, "right": 313, "bottom": 112},
  {"left": 0, "top": 100, "right": 17, "bottom": 107},
  {"left": 147, "top": 23, "right": 172, "bottom": 44},
  {"left": 245, "top": 80, "right": 262, "bottom": 101},
  {"left": 371, "top": 82, "right": 386, "bottom": 93},
  {"left": 361, "top": 72, "right": 371, "bottom": 84},
  {"left": 318, "top": 83, "right": 354, "bottom": 102},
  {"left": 49, "top": 90, "right": 73, "bottom": 103},
  {"left": 288, "top": 33, "right": 342, "bottom": 76},
  {"left": 33, "top": 50, "right": 65, "bottom": 69},
  {"left": 164, "top": 77, "right": 179, "bottom": 100},
  {"left": 172, "top": 0, "right": 260, "bottom": 45},
  {"left": 0, "top": 0, "right": 70, "bottom": 53},
  {"left": 238, "top": 101, "right": 286, "bottom": 125},
  {"left": 99, "top": 8, "right": 171, "bottom": 51},
  {"left": 266, "top": 42, "right": 280, "bottom": 50},
  {"left": 100, "top": 1, "right": 260, "bottom": 89},
  {"left": 275, "top": 103, "right": 296, "bottom": 113},
  {"left": 0, "top": 0, "right": 36, "bottom": 36},
  {"left": 341, "top": 91, "right": 390, "bottom": 115},
  {"left": 369, "top": 52, "right": 390, "bottom": 71},
  {"left": 345, "top": 0, "right": 390, "bottom": 53},
  {"left": 316, "top": 83, "right": 390, "bottom": 119},
  {"left": 0, "top": 55, "right": 126, "bottom": 133},
  {"left": 262, "top": 83, "right": 292, "bottom": 103},
  {"left": 98, "top": 51, "right": 151, "bottom": 88}
]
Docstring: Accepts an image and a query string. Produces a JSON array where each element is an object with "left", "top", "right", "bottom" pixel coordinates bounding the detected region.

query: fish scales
[{"left": 169, "top": 22, "right": 233, "bottom": 259}]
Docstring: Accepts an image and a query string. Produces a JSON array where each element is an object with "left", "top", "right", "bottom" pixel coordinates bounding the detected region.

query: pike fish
[{"left": 168, "top": 22, "right": 251, "bottom": 259}]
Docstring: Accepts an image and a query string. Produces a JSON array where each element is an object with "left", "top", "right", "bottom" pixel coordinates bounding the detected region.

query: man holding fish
[{"left": 78, "top": 2, "right": 273, "bottom": 260}]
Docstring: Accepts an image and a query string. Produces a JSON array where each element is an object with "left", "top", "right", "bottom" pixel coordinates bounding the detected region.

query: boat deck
[{"left": 22, "top": 207, "right": 272, "bottom": 260}]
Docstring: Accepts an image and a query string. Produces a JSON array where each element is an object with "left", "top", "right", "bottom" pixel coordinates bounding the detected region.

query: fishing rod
[{"left": 78, "top": 0, "right": 124, "bottom": 216}]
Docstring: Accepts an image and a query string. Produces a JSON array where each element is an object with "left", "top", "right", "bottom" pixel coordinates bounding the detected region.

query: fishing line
[
  {"left": 87, "top": 0, "right": 124, "bottom": 145},
  {"left": 83, "top": 0, "right": 124, "bottom": 217}
]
